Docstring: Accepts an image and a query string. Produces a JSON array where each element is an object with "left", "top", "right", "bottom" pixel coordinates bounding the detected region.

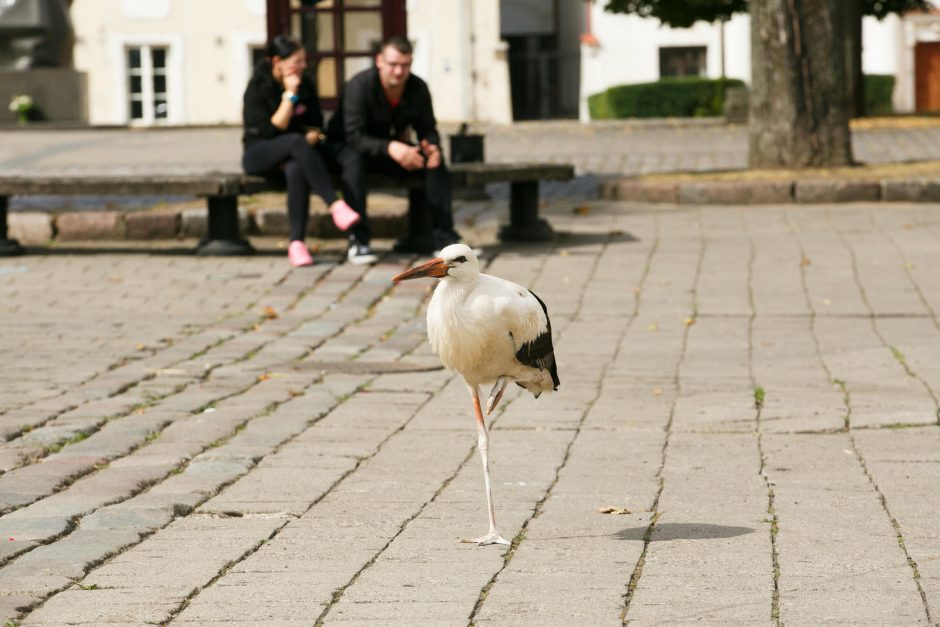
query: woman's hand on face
[
  {"left": 283, "top": 70, "right": 301, "bottom": 93},
  {"left": 305, "top": 129, "right": 323, "bottom": 145}
]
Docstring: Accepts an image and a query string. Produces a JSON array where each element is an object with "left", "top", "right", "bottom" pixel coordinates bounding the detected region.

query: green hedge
[
  {"left": 588, "top": 77, "right": 747, "bottom": 119},
  {"left": 864, "top": 74, "right": 894, "bottom": 115}
]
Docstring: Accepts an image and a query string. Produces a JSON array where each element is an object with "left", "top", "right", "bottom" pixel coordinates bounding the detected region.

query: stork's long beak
[{"left": 392, "top": 257, "right": 448, "bottom": 282}]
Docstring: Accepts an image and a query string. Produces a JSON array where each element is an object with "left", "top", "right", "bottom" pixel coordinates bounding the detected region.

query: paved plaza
[{"left": 1, "top": 120, "right": 940, "bottom": 625}]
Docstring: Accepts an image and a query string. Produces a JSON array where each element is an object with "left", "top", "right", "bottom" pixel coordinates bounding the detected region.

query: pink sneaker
[
  {"left": 330, "top": 199, "right": 361, "bottom": 232},
  {"left": 287, "top": 240, "right": 313, "bottom": 267}
]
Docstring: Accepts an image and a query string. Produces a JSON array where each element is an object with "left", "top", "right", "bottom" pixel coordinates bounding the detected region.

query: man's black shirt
[{"left": 327, "top": 66, "right": 441, "bottom": 157}]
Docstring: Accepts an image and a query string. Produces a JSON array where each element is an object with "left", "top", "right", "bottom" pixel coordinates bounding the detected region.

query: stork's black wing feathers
[{"left": 514, "top": 290, "right": 560, "bottom": 390}]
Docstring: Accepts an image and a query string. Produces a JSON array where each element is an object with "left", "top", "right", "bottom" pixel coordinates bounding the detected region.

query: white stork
[{"left": 393, "top": 243, "right": 560, "bottom": 546}]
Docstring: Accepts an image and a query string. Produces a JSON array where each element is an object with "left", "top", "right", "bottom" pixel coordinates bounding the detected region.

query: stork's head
[{"left": 392, "top": 243, "right": 479, "bottom": 283}]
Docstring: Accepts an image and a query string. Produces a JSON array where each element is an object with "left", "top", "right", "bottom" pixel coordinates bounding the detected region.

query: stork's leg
[
  {"left": 461, "top": 385, "right": 511, "bottom": 547},
  {"left": 485, "top": 377, "right": 509, "bottom": 416}
]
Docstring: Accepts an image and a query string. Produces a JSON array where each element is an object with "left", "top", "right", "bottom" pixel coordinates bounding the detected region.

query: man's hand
[
  {"left": 305, "top": 128, "right": 324, "bottom": 145},
  {"left": 420, "top": 140, "right": 441, "bottom": 169},
  {"left": 388, "top": 140, "right": 426, "bottom": 171}
]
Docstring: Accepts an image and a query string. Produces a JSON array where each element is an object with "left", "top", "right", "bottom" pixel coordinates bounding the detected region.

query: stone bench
[{"left": 0, "top": 162, "right": 574, "bottom": 256}]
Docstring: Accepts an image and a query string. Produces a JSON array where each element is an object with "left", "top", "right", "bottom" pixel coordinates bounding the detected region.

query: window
[
  {"left": 126, "top": 45, "right": 170, "bottom": 123},
  {"left": 659, "top": 46, "right": 707, "bottom": 79}
]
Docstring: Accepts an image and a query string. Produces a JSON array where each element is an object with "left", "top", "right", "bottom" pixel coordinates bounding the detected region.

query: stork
[{"left": 393, "top": 244, "right": 560, "bottom": 546}]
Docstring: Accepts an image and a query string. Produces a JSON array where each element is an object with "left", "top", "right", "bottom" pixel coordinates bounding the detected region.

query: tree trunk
[
  {"left": 845, "top": 0, "right": 864, "bottom": 117},
  {"left": 749, "top": 0, "right": 854, "bottom": 168}
]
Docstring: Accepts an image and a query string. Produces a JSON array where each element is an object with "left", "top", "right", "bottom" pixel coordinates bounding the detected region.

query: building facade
[{"left": 66, "top": 0, "right": 940, "bottom": 127}]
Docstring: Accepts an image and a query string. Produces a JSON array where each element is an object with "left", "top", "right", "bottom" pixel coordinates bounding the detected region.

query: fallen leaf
[
  {"left": 559, "top": 249, "right": 570, "bottom": 257},
  {"left": 262, "top": 306, "right": 278, "bottom": 319},
  {"left": 609, "top": 229, "right": 624, "bottom": 236},
  {"left": 633, "top": 287, "right": 642, "bottom": 294},
  {"left": 684, "top": 317, "right": 696, "bottom": 327},
  {"left": 800, "top": 257, "right": 812, "bottom": 267},
  {"left": 902, "top": 223, "right": 913, "bottom": 229},
  {"left": 597, "top": 506, "right": 632, "bottom": 515},
  {"left": 135, "top": 343, "right": 146, "bottom": 351},
  {"left": 904, "top": 263, "right": 914, "bottom": 271},
  {"left": 572, "top": 205, "right": 591, "bottom": 215},
  {"left": 257, "top": 373, "right": 270, "bottom": 382},
  {"left": 652, "top": 388, "right": 663, "bottom": 396},
  {"left": 648, "top": 322, "right": 658, "bottom": 332},
  {"left": 822, "top": 298, "right": 832, "bottom": 306}
]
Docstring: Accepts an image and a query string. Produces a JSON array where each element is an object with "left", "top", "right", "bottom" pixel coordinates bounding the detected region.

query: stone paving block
[
  {"left": 627, "top": 584, "right": 771, "bottom": 623},
  {"left": 124, "top": 210, "right": 180, "bottom": 239},
  {"left": 882, "top": 178, "right": 940, "bottom": 202},
  {"left": 8, "top": 211, "right": 54, "bottom": 245},
  {"left": 54, "top": 210, "right": 125, "bottom": 241},
  {"left": 678, "top": 180, "right": 793, "bottom": 205},
  {"left": 778, "top": 588, "right": 929, "bottom": 624}
]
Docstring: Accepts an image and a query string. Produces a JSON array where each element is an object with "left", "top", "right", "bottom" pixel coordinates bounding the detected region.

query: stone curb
[
  {"left": 600, "top": 177, "right": 940, "bottom": 204},
  {"left": 8, "top": 205, "right": 408, "bottom": 246}
]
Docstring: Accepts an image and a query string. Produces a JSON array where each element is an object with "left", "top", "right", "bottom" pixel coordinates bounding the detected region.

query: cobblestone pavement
[{"left": 2, "top": 195, "right": 939, "bottom": 624}]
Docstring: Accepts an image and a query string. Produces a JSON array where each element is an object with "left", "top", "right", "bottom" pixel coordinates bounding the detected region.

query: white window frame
[
  {"left": 126, "top": 44, "right": 170, "bottom": 124},
  {"left": 110, "top": 34, "right": 184, "bottom": 125}
]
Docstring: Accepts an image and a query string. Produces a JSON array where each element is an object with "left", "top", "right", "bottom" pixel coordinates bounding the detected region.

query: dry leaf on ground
[{"left": 597, "top": 506, "right": 632, "bottom": 515}]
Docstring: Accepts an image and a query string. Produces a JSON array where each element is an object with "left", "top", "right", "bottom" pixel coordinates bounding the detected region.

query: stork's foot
[
  {"left": 460, "top": 531, "right": 511, "bottom": 546},
  {"left": 485, "top": 377, "right": 508, "bottom": 416}
]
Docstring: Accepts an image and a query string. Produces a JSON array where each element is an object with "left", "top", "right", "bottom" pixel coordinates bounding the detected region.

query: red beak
[{"left": 392, "top": 257, "right": 448, "bottom": 282}]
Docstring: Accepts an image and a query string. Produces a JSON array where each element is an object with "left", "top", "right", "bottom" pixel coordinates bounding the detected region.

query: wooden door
[
  {"left": 915, "top": 41, "right": 940, "bottom": 112},
  {"left": 265, "top": 0, "right": 406, "bottom": 109}
]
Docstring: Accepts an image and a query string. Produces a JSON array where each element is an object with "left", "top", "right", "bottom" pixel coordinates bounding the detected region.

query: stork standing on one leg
[{"left": 393, "top": 244, "right": 560, "bottom": 546}]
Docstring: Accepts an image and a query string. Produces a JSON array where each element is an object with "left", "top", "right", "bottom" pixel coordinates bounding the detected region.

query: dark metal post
[
  {"left": 0, "top": 196, "right": 24, "bottom": 256},
  {"left": 197, "top": 195, "right": 254, "bottom": 256},
  {"left": 498, "top": 180, "right": 554, "bottom": 242}
]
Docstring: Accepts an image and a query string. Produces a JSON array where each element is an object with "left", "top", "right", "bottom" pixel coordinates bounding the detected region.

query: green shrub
[
  {"left": 863, "top": 74, "right": 894, "bottom": 115},
  {"left": 588, "top": 91, "right": 613, "bottom": 120},
  {"left": 589, "top": 77, "right": 747, "bottom": 119}
]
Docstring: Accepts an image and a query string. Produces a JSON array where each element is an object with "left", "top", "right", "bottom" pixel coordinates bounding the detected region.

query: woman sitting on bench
[{"left": 241, "top": 35, "right": 367, "bottom": 267}]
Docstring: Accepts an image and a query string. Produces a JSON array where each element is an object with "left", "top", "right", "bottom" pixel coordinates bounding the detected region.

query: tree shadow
[{"left": 615, "top": 522, "right": 754, "bottom": 541}]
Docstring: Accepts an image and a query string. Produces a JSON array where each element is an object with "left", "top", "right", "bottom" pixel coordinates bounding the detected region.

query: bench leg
[
  {"left": 498, "top": 181, "right": 554, "bottom": 242},
  {"left": 0, "top": 196, "right": 24, "bottom": 257},
  {"left": 197, "top": 195, "right": 254, "bottom": 256}
]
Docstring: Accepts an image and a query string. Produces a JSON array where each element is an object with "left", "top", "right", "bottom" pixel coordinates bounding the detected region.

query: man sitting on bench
[{"left": 327, "top": 35, "right": 466, "bottom": 261}]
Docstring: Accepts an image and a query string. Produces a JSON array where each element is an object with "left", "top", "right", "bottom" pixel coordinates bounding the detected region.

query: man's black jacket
[{"left": 327, "top": 66, "right": 441, "bottom": 158}]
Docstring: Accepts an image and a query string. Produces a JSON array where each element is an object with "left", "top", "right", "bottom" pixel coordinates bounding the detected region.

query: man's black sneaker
[{"left": 347, "top": 237, "right": 378, "bottom": 265}]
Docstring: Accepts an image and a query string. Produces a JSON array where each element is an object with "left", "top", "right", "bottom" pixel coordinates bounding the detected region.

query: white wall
[
  {"left": 407, "top": 0, "right": 511, "bottom": 124},
  {"left": 72, "top": 0, "right": 265, "bottom": 125}
]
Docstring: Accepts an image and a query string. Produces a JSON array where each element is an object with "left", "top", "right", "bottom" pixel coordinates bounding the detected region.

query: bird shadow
[{"left": 615, "top": 522, "right": 754, "bottom": 542}]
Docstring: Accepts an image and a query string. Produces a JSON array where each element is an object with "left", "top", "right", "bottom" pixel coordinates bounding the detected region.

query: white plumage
[{"left": 393, "top": 244, "right": 559, "bottom": 546}]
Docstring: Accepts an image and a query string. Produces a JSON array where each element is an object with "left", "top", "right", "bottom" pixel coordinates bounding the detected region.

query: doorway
[
  {"left": 265, "top": 0, "right": 406, "bottom": 110},
  {"left": 915, "top": 41, "right": 940, "bottom": 112}
]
